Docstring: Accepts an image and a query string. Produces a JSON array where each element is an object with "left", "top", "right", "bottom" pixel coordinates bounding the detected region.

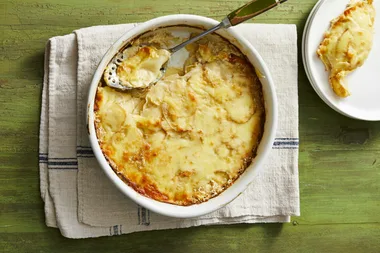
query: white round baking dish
[{"left": 87, "top": 14, "right": 277, "bottom": 218}]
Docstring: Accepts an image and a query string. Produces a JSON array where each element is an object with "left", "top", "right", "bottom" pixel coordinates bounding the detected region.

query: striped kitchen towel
[{"left": 39, "top": 23, "right": 299, "bottom": 239}]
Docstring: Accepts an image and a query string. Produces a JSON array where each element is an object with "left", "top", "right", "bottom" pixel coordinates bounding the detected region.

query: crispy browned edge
[{"left": 93, "top": 25, "right": 266, "bottom": 206}]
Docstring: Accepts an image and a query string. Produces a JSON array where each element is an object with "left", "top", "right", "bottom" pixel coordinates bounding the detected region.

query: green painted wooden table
[{"left": 1, "top": 0, "right": 379, "bottom": 252}]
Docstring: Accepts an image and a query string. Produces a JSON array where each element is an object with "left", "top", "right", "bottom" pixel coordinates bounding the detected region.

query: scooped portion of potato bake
[
  {"left": 317, "top": 0, "right": 376, "bottom": 97},
  {"left": 94, "top": 27, "right": 265, "bottom": 205},
  {"left": 104, "top": 45, "right": 171, "bottom": 89}
]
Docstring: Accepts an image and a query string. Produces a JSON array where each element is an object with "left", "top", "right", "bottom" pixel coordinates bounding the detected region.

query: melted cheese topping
[
  {"left": 95, "top": 28, "right": 265, "bottom": 205},
  {"left": 104, "top": 45, "right": 171, "bottom": 88},
  {"left": 317, "top": 0, "right": 375, "bottom": 97}
]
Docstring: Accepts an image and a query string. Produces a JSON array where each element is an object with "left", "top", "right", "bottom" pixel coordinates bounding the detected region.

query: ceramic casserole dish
[{"left": 87, "top": 14, "right": 277, "bottom": 218}]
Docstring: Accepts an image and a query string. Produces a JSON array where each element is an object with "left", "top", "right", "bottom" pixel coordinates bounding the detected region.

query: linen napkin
[{"left": 39, "top": 23, "right": 300, "bottom": 239}]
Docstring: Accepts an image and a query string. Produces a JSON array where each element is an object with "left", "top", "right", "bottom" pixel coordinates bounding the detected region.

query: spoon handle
[
  {"left": 170, "top": 0, "right": 286, "bottom": 54},
  {"left": 227, "top": 0, "right": 287, "bottom": 26},
  {"left": 169, "top": 21, "right": 226, "bottom": 53}
]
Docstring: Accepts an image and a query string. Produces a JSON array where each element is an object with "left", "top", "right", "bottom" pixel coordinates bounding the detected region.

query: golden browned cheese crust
[
  {"left": 94, "top": 27, "right": 265, "bottom": 205},
  {"left": 317, "top": 0, "right": 376, "bottom": 97}
]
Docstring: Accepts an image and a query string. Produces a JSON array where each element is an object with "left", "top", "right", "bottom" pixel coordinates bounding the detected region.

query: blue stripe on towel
[
  {"left": 77, "top": 150, "right": 94, "bottom": 155},
  {"left": 141, "top": 208, "right": 147, "bottom": 225},
  {"left": 137, "top": 206, "right": 141, "bottom": 225},
  {"left": 77, "top": 146, "right": 94, "bottom": 157},
  {"left": 275, "top": 137, "right": 299, "bottom": 140},
  {"left": 273, "top": 141, "right": 299, "bottom": 146},
  {"left": 49, "top": 157, "right": 77, "bottom": 160},
  {"left": 137, "top": 206, "right": 150, "bottom": 226},
  {"left": 272, "top": 138, "right": 299, "bottom": 149},
  {"left": 109, "top": 225, "right": 122, "bottom": 236},
  {"left": 272, "top": 146, "right": 299, "bottom": 149},
  {"left": 48, "top": 161, "right": 78, "bottom": 166},
  {"left": 38, "top": 154, "right": 79, "bottom": 169}
]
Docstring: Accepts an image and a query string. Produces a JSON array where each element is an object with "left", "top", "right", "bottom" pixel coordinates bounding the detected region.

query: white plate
[{"left": 303, "top": 0, "right": 380, "bottom": 121}]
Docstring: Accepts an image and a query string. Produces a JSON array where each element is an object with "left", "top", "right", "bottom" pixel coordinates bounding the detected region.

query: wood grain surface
[{"left": 1, "top": 0, "right": 379, "bottom": 252}]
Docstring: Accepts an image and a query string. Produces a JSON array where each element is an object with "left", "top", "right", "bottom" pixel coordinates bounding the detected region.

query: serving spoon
[{"left": 105, "top": 0, "right": 287, "bottom": 91}]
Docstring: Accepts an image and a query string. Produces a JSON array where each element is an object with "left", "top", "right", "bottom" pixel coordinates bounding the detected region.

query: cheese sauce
[{"left": 95, "top": 27, "right": 265, "bottom": 205}]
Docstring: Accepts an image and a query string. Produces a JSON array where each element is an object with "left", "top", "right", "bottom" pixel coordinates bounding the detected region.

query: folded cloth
[{"left": 39, "top": 23, "right": 300, "bottom": 239}]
